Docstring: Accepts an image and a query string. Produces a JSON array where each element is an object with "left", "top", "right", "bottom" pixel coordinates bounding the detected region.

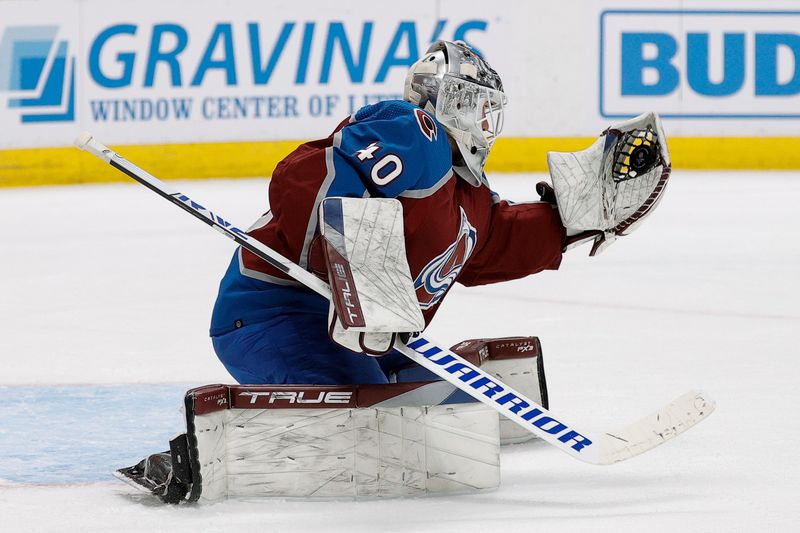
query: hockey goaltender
[{"left": 75, "top": 40, "right": 712, "bottom": 503}]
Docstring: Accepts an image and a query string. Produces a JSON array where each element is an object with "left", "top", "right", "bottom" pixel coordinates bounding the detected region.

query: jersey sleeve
[
  {"left": 458, "top": 200, "right": 566, "bottom": 286},
  {"left": 334, "top": 101, "right": 453, "bottom": 198}
]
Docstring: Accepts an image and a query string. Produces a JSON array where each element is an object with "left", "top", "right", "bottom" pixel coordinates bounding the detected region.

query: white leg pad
[{"left": 187, "top": 385, "right": 500, "bottom": 501}]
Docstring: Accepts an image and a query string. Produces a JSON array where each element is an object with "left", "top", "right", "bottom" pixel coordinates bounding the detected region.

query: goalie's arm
[{"left": 458, "top": 199, "right": 566, "bottom": 286}]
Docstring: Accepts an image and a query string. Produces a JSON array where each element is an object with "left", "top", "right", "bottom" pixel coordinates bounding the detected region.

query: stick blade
[{"left": 593, "top": 390, "right": 715, "bottom": 465}]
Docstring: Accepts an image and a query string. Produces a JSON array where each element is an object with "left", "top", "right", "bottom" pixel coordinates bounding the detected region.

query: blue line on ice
[{"left": 0, "top": 384, "right": 189, "bottom": 484}]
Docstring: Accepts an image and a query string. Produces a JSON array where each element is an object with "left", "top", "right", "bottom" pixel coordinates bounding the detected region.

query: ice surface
[
  {"left": 1, "top": 172, "right": 798, "bottom": 531},
  {"left": 0, "top": 385, "right": 187, "bottom": 483}
]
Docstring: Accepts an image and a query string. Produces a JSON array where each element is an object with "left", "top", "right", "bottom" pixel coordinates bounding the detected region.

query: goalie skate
[
  {"left": 114, "top": 436, "right": 192, "bottom": 504},
  {"left": 114, "top": 453, "right": 187, "bottom": 504}
]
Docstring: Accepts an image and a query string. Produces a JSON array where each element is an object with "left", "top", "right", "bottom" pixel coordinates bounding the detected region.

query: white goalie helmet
[{"left": 404, "top": 40, "right": 507, "bottom": 186}]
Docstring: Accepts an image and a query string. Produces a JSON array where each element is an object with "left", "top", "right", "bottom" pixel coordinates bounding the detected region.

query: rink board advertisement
[{"left": 1, "top": 0, "right": 799, "bottom": 186}]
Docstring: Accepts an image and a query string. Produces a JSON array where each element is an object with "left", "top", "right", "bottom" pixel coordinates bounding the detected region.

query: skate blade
[{"left": 113, "top": 468, "right": 158, "bottom": 495}]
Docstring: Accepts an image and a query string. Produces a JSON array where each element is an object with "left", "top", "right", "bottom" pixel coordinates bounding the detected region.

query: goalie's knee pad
[
  {"left": 450, "top": 337, "right": 549, "bottom": 445},
  {"left": 178, "top": 383, "right": 500, "bottom": 502}
]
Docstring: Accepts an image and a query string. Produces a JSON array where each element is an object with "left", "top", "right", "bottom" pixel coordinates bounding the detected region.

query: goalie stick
[{"left": 74, "top": 132, "right": 714, "bottom": 466}]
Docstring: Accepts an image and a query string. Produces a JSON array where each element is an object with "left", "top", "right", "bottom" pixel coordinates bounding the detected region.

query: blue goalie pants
[{"left": 212, "top": 310, "right": 441, "bottom": 386}]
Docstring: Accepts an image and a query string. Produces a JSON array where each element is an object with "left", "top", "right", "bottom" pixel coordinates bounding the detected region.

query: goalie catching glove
[
  {"left": 544, "top": 111, "right": 671, "bottom": 256},
  {"left": 320, "top": 197, "right": 424, "bottom": 355}
]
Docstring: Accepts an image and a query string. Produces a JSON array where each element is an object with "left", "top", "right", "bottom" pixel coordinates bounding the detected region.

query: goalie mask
[{"left": 404, "top": 40, "right": 506, "bottom": 187}]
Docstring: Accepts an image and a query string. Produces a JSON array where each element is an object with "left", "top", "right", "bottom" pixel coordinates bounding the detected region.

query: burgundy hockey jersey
[{"left": 210, "top": 100, "right": 565, "bottom": 337}]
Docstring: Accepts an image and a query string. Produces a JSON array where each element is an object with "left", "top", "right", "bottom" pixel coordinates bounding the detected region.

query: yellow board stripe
[
  {"left": 488, "top": 137, "right": 800, "bottom": 172},
  {"left": 0, "top": 140, "right": 304, "bottom": 188},
  {"left": 1, "top": 137, "right": 799, "bottom": 187}
]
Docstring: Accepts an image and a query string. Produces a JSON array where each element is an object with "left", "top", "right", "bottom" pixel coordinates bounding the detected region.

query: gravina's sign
[{"left": 0, "top": 0, "right": 493, "bottom": 147}]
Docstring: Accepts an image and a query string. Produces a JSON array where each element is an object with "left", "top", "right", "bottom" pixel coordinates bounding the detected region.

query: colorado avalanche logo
[
  {"left": 414, "top": 108, "right": 438, "bottom": 142},
  {"left": 414, "top": 208, "right": 477, "bottom": 309}
]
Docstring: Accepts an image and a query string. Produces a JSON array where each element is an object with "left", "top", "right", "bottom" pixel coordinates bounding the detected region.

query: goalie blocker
[{"left": 116, "top": 336, "right": 548, "bottom": 503}]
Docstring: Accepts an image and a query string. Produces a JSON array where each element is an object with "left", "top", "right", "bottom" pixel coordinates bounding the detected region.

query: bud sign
[{"left": 600, "top": 10, "right": 800, "bottom": 118}]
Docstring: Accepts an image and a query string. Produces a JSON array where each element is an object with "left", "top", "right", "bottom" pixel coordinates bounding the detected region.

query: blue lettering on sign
[
  {"left": 249, "top": 22, "right": 295, "bottom": 85},
  {"left": 295, "top": 22, "right": 316, "bottom": 84},
  {"left": 621, "top": 33, "right": 679, "bottom": 96},
  {"left": 89, "top": 98, "right": 192, "bottom": 121},
  {"left": 144, "top": 24, "right": 188, "bottom": 87},
  {"left": 86, "top": 20, "right": 489, "bottom": 89},
  {"left": 601, "top": 10, "right": 800, "bottom": 118},
  {"left": 320, "top": 22, "right": 373, "bottom": 83},
  {"left": 192, "top": 23, "right": 237, "bottom": 86},
  {"left": 687, "top": 32, "right": 745, "bottom": 96},
  {"left": 89, "top": 24, "right": 137, "bottom": 88},
  {"left": 755, "top": 33, "right": 800, "bottom": 95},
  {"left": 621, "top": 32, "right": 754, "bottom": 97},
  {"left": 375, "top": 22, "right": 419, "bottom": 83}
]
